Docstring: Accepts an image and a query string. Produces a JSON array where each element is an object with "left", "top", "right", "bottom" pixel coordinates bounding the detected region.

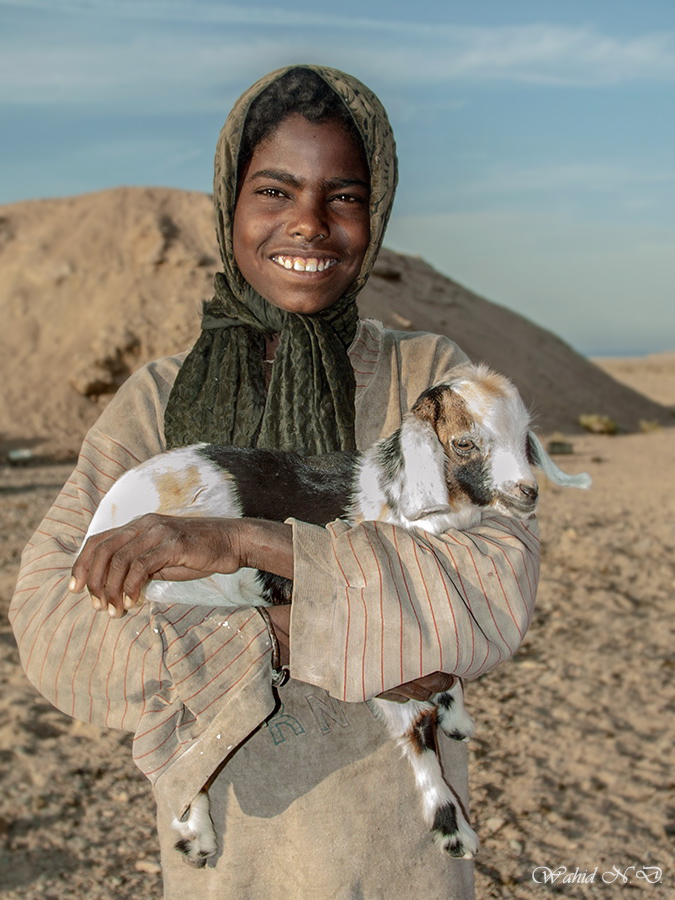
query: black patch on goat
[
  {"left": 374, "top": 430, "right": 404, "bottom": 508},
  {"left": 199, "top": 446, "right": 356, "bottom": 525},
  {"left": 411, "top": 709, "right": 438, "bottom": 755},
  {"left": 198, "top": 447, "right": 357, "bottom": 605},
  {"left": 435, "top": 691, "right": 455, "bottom": 711},
  {"left": 453, "top": 458, "right": 492, "bottom": 508},
  {"left": 433, "top": 803, "right": 459, "bottom": 839}
]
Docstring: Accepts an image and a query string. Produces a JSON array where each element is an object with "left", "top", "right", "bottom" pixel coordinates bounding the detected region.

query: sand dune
[{"left": 1, "top": 187, "right": 671, "bottom": 459}]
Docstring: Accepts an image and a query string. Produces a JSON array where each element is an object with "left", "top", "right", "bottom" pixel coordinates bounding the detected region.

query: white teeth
[{"left": 273, "top": 255, "right": 336, "bottom": 272}]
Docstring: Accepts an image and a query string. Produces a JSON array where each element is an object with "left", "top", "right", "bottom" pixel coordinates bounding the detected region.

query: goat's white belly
[{"left": 144, "top": 569, "right": 267, "bottom": 608}]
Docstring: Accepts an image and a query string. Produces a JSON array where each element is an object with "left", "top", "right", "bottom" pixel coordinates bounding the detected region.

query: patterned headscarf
[{"left": 164, "top": 64, "right": 398, "bottom": 454}]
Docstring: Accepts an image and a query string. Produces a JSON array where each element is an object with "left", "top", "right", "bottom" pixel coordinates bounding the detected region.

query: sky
[{"left": 2, "top": 0, "right": 674, "bottom": 357}]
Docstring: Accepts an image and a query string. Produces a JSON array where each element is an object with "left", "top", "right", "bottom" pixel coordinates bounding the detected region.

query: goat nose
[{"left": 518, "top": 481, "right": 539, "bottom": 503}]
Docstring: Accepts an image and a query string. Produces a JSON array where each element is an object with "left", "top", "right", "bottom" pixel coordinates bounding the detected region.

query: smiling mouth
[{"left": 271, "top": 255, "right": 338, "bottom": 273}]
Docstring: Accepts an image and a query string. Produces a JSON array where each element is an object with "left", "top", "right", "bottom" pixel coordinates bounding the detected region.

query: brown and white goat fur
[{"left": 83, "top": 363, "right": 590, "bottom": 865}]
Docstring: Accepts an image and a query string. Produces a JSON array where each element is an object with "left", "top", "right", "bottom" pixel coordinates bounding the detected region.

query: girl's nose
[{"left": 287, "top": 198, "right": 329, "bottom": 242}]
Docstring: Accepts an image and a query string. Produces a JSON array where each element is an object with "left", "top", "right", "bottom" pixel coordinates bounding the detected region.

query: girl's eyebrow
[{"left": 248, "top": 169, "right": 369, "bottom": 191}]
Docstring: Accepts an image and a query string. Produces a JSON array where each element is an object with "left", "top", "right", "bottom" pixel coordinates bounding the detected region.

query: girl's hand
[
  {"left": 70, "top": 514, "right": 246, "bottom": 617},
  {"left": 71, "top": 516, "right": 294, "bottom": 619}
]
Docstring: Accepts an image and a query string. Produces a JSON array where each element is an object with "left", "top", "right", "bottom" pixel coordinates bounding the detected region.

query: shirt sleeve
[
  {"left": 289, "top": 515, "right": 539, "bottom": 702},
  {"left": 9, "top": 361, "right": 278, "bottom": 821}
]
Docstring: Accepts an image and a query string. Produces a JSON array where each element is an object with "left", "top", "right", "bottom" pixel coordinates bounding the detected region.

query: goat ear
[
  {"left": 527, "top": 431, "right": 592, "bottom": 489},
  {"left": 397, "top": 415, "right": 453, "bottom": 520}
]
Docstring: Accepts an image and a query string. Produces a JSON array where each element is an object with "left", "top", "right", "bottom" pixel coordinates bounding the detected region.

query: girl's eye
[
  {"left": 257, "top": 188, "right": 287, "bottom": 199},
  {"left": 452, "top": 438, "right": 475, "bottom": 454},
  {"left": 331, "top": 193, "right": 365, "bottom": 204}
]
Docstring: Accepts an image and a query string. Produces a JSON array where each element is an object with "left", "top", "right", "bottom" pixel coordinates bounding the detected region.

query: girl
[{"left": 11, "top": 65, "right": 539, "bottom": 899}]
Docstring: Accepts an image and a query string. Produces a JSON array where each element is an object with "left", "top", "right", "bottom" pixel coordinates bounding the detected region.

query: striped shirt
[{"left": 10, "top": 318, "right": 539, "bottom": 825}]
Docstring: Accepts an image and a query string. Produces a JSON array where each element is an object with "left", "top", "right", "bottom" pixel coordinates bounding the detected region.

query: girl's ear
[
  {"left": 527, "top": 432, "right": 592, "bottom": 489},
  {"left": 397, "top": 416, "right": 452, "bottom": 520}
]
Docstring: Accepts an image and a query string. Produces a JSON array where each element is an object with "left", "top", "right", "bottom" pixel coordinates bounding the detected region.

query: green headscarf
[{"left": 164, "top": 65, "right": 398, "bottom": 454}]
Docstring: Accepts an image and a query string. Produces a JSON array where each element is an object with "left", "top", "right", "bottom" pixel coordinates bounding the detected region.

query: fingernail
[
  {"left": 91, "top": 595, "right": 102, "bottom": 611},
  {"left": 68, "top": 576, "right": 77, "bottom": 592},
  {"left": 107, "top": 603, "right": 118, "bottom": 618},
  {"left": 123, "top": 594, "right": 133, "bottom": 610}
]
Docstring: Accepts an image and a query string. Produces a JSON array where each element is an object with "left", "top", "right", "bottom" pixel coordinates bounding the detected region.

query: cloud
[
  {"left": 2, "top": 0, "right": 675, "bottom": 110},
  {"left": 460, "top": 164, "right": 675, "bottom": 195}
]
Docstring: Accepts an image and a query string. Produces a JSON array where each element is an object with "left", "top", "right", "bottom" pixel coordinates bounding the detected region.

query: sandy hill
[{"left": 1, "top": 186, "right": 670, "bottom": 459}]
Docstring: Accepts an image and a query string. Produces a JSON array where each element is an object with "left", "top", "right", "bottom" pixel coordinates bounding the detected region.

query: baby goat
[{"left": 83, "top": 362, "right": 590, "bottom": 864}]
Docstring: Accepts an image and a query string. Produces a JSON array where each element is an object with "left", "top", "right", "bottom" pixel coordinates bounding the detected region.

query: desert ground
[
  {"left": 0, "top": 355, "right": 672, "bottom": 899},
  {"left": 0, "top": 189, "right": 673, "bottom": 898}
]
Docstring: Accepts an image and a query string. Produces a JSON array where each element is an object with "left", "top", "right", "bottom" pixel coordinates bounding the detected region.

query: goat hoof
[
  {"left": 437, "top": 707, "right": 475, "bottom": 743},
  {"left": 432, "top": 804, "right": 480, "bottom": 858},
  {"left": 174, "top": 837, "right": 216, "bottom": 868}
]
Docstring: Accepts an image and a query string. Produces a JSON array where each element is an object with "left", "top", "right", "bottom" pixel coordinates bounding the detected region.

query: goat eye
[{"left": 452, "top": 438, "right": 475, "bottom": 454}]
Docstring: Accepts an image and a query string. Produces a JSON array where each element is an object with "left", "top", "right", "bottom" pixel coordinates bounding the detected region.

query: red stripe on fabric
[
  {"left": 70, "top": 609, "right": 98, "bottom": 718},
  {"left": 121, "top": 620, "right": 151, "bottom": 729},
  {"left": 362, "top": 528, "right": 386, "bottom": 694},
  {"left": 104, "top": 614, "right": 142, "bottom": 727},
  {"left": 42, "top": 515, "right": 86, "bottom": 534},
  {"left": 166, "top": 611, "right": 235, "bottom": 662},
  {"left": 462, "top": 541, "right": 509, "bottom": 660},
  {"left": 82, "top": 434, "right": 140, "bottom": 471},
  {"left": 18, "top": 548, "right": 64, "bottom": 565},
  {"left": 353, "top": 327, "right": 380, "bottom": 354},
  {"left": 38, "top": 595, "right": 82, "bottom": 694},
  {"left": 140, "top": 739, "right": 185, "bottom": 777},
  {"left": 90, "top": 433, "right": 142, "bottom": 465},
  {"left": 477, "top": 530, "right": 535, "bottom": 625},
  {"left": 345, "top": 533, "right": 369, "bottom": 702},
  {"left": 518, "top": 518, "right": 541, "bottom": 545},
  {"left": 12, "top": 584, "right": 40, "bottom": 597},
  {"left": 49, "top": 536, "right": 75, "bottom": 553},
  {"left": 425, "top": 544, "right": 461, "bottom": 672},
  {"left": 52, "top": 502, "right": 81, "bottom": 516},
  {"left": 53, "top": 605, "right": 87, "bottom": 710},
  {"left": 88, "top": 614, "right": 112, "bottom": 722},
  {"left": 372, "top": 523, "right": 405, "bottom": 684},
  {"left": 489, "top": 551, "right": 524, "bottom": 640},
  {"left": 192, "top": 646, "right": 270, "bottom": 718},
  {"left": 391, "top": 526, "right": 424, "bottom": 677},
  {"left": 411, "top": 537, "right": 444, "bottom": 671},
  {"left": 76, "top": 467, "right": 109, "bottom": 499},
  {"left": 440, "top": 543, "right": 475, "bottom": 677},
  {"left": 20, "top": 575, "right": 68, "bottom": 663},
  {"left": 76, "top": 483, "right": 100, "bottom": 509},
  {"left": 140, "top": 643, "right": 152, "bottom": 707},
  {"left": 180, "top": 622, "right": 266, "bottom": 702},
  {"left": 163, "top": 607, "right": 210, "bottom": 651},
  {"left": 172, "top": 629, "right": 240, "bottom": 685},
  {"left": 330, "top": 540, "right": 353, "bottom": 701},
  {"left": 134, "top": 718, "right": 179, "bottom": 760},
  {"left": 79, "top": 449, "right": 119, "bottom": 483},
  {"left": 17, "top": 564, "right": 69, "bottom": 579},
  {"left": 349, "top": 349, "right": 379, "bottom": 367},
  {"left": 135, "top": 706, "right": 180, "bottom": 741}
]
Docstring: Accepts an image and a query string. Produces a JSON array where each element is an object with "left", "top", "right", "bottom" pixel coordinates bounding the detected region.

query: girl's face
[{"left": 233, "top": 113, "right": 370, "bottom": 315}]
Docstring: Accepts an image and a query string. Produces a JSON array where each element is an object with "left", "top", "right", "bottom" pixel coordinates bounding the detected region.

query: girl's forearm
[{"left": 237, "top": 519, "right": 294, "bottom": 580}]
